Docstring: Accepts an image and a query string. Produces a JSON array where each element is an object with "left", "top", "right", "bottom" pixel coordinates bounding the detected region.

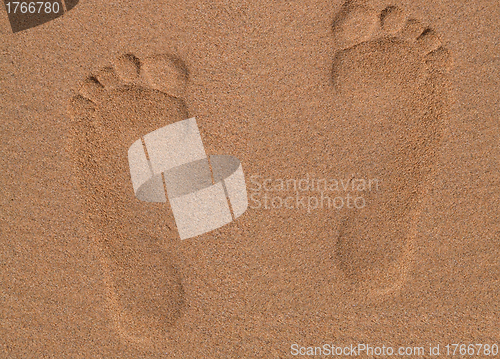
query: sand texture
[{"left": 1, "top": 0, "right": 499, "bottom": 357}]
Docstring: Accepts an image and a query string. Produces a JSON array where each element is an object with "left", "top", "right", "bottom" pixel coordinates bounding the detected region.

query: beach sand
[{"left": 1, "top": 0, "right": 499, "bottom": 357}]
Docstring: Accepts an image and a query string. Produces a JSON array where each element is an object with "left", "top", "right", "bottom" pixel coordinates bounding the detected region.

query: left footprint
[
  {"left": 67, "top": 53, "right": 189, "bottom": 346},
  {"left": 4, "top": 0, "right": 79, "bottom": 33}
]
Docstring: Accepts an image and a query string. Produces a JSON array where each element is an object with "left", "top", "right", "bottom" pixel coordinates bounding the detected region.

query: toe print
[
  {"left": 67, "top": 53, "right": 190, "bottom": 346},
  {"left": 332, "top": 1, "right": 379, "bottom": 48},
  {"left": 142, "top": 54, "right": 189, "bottom": 98},
  {"left": 330, "top": 1, "right": 452, "bottom": 298},
  {"left": 380, "top": 6, "right": 406, "bottom": 35},
  {"left": 114, "top": 53, "right": 141, "bottom": 82},
  {"left": 416, "top": 28, "right": 442, "bottom": 54}
]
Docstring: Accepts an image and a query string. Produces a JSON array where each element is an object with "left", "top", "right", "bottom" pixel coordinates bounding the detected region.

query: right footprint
[{"left": 331, "top": 1, "right": 452, "bottom": 297}]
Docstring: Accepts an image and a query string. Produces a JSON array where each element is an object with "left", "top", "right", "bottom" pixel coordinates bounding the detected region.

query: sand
[{"left": 1, "top": 0, "right": 499, "bottom": 357}]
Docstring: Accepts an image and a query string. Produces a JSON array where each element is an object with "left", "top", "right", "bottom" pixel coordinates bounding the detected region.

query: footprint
[
  {"left": 67, "top": 53, "right": 189, "bottom": 345},
  {"left": 331, "top": 1, "right": 452, "bottom": 297}
]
